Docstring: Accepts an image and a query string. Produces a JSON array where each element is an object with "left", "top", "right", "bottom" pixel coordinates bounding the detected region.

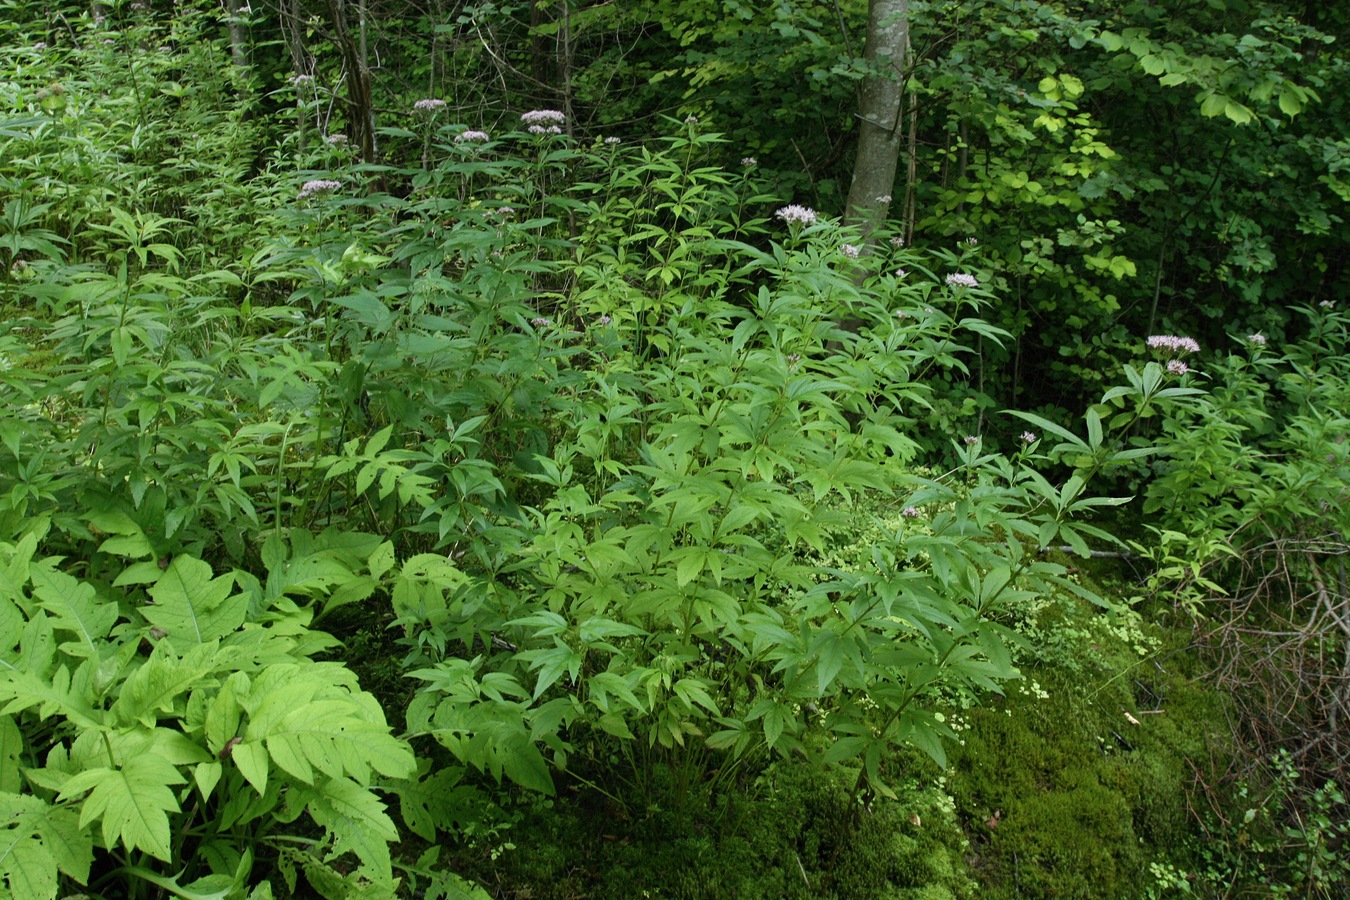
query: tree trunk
[
  {"left": 844, "top": 0, "right": 910, "bottom": 245},
  {"left": 327, "top": 0, "right": 378, "bottom": 165},
  {"left": 225, "top": 0, "right": 250, "bottom": 70}
]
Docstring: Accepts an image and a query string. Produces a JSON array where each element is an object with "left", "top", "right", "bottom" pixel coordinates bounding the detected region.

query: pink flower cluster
[
  {"left": 1146, "top": 335, "right": 1201, "bottom": 355},
  {"left": 297, "top": 179, "right": 340, "bottom": 200}
]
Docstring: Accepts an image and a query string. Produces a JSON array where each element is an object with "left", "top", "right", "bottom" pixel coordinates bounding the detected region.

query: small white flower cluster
[
  {"left": 1020, "top": 431, "right": 1038, "bottom": 444},
  {"left": 325, "top": 133, "right": 348, "bottom": 145},
  {"left": 413, "top": 98, "right": 447, "bottom": 114},
  {"left": 527, "top": 125, "right": 562, "bottom": 135},
  {"left": 521, "top": 109, "right": 565, "bottom": 126},
  {"left": 1319, "top": 300, "right": 1335, "bottom": 309},
  {"left": 741, "top": 156, "right": 757, "bottom": 167},
  {"left": 946, "top": 273, "right": 979, "bottom": 289},
  {"left": 455, "top": 130, "right": 489, "bottom": 143},
  {"left": 289, "top": 73, "right": 314, "bottom": 87},
  {"left": 530, "top": 316, "right": 552, "bottom": 328},
  {"left": 297, "top": 179, "right": 340, "bottom": 200},
  {"left": 1167, "top": 359, "right": 1190, "bottom": 376},
  {"left": 1147, "top": 334, "right": 1201, "bottom": 355},
  {"left": 1246, "top": 332, "right": 1267, "bottom": 346},
  {"left": 775, "top": 204, "right": 816, "bottom": 226},
  {"left": 839, "top": 244, "right": 861, "bottom": 259},
  {"left": 604, "top": 136, "right": 621, "bottom": 145}
]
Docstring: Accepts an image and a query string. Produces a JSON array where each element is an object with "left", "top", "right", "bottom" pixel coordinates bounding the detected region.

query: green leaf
[
  {"left": 261, "top": 700, "right": 413, "bottom": 785},
  {"left": 0, "top": 717, "right": 20, "bottom": 793},
  {"left": 300, "top": 778, "right": 399, "bottom": 885},
  {"left": 28, "top": 564, "right": 117, "bottom": 660},
  {"left": 1199, "top": 91, "right": 1227, "bottom": 118},
  {"left": 112, "top": 640, "right": 220, "bottom": 728},
  {"left": 59, "top": 752, "right": 185, "bottom": 861},
  {"left": 144, "top": 557, "right": 247, "bottom": 644},
  {"left": 1277, "top": 86, "right": 1303, "bottom": 117}
]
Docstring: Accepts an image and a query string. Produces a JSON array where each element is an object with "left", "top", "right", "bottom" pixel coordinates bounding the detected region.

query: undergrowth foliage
[{"left": 5, "top": 26, "right": 1339, "bottom": 894}]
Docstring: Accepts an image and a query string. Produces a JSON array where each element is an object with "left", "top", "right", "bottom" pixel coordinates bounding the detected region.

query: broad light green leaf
[
  {"left": 28, "top": 564, "right": 117, "bottom": 660},
  {"left": 112, "top": 641, "right": 220, "bottom": 728},
  {"left": 59, "top": 752, "right": 185, "bottom": 861},
  {"left": 0, "top": 717, "right": 20, "bottom": 793},
  {"left": 304, "top": 777, "right": 399, "bottom": 885},
  {"left": 0, "top": 667, "right": 102, "bottom": 729},
  {"left": 145, "top": 556, "right": 246, "bottom": 644},
  {"left": 0, "top": 793, "right": 59, "bottom": 900}
]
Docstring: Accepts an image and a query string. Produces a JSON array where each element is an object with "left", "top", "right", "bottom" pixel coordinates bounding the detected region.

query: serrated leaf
[
  {"left": 59, "top": 752, "right": 184, "bottom": 861},
  {"left": 112, "top": 640, "right": 220, "bottom": 728},
  {"left": 145, "top": 557, "right": 246, "bottom": 644},
  {"left": 0, "top": 793, "right": 59, "bottom": 900},
  {"left": 304, "top": 778, "right": 398, "bottom": 885},
  {"left": 392, "top": 765, "right": 464, "bottom": 842},
  {"left": 28, "top": 564, "right": 117, "bottom": 660},
  {"left": 231, "top": 740, "right": 270, "bottom": 795},
  {"left": 0, "top": 717, "right": 20, "bottom": 793},
  {"left": 0, "top": 667, "right": 102, "bottom": 729}
]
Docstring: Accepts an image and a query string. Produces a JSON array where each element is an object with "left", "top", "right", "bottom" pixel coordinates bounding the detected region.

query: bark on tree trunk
[
  {"left": 844, "top": 0, "right": 910, "bottom": 246},
  {"left": 226, "top": 0, "right": 250, "bottom": 70},
  {"left": 327, "top": 0, "right": 378, "bottom": 165}
]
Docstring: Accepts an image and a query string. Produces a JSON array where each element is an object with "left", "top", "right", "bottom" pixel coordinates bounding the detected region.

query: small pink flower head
[
  {"left": 413, "top": 98, "right": 447, "bottom": 114},
  {"left": 455, "top": 130, "right": 489, "bottom": 143},
  {"left": 894, "top": 268, "right": 908, "bottom": 279},
  {"left": 840, "top": 244, "right": 861, "bottom": 259},
  {"left": 521, "top": 109, "right": 566, "bottom": 125},
  {"left": 1020, "top": 431, "right": 1038, "bottom": 445},
  {"left": 527, "top": 124, "right": 562, "bottom": 135},
  {"left": 741, "top": 156, "right": 758, "bottom": 168},
  {"left": 1166, "top": 359, "right": 1189, "bottom": 376},
  {"left": 325, "top": 133, "right": 348, "bottom": 145},
  {"left": 889, "top": 236, "right": 905, "bottom": 247},
  {"left": 297, "top": 179, "right": 340, "bottom": 200},
  {"left": 902, "top": 506, "right": 921, "bottom": 518},
  {"left": 946, "top": 273, "right": 979, "bottom": 289},
  {"left": 776, "top": 205, "right": 817, "bottom": 226},
  {"left": 1246, "top": 333, "right": 1267, "bottom": 346},
  {"left": 963, "top": 435, "right": 980, "bottom": 447},
  {"left": 530, "top": 316, "right": 552, "bottom": 328},
  {"left": 1147, "top": 335, "right": 1201, "bottom": 355},
  {"left": 595, "top": 315, "right": 612, "bottom": 326}
]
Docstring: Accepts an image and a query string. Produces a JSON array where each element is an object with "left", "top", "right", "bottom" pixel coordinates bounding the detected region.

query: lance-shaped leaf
[
  {"left": 58, "top": 751, "right": 185, "bottom": 862},
  {"left": 144, "top": 557, "right": 247, "bottom": 644},
  {"left": 28, "top": 564, "right": 117, "bottom": 660}
]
